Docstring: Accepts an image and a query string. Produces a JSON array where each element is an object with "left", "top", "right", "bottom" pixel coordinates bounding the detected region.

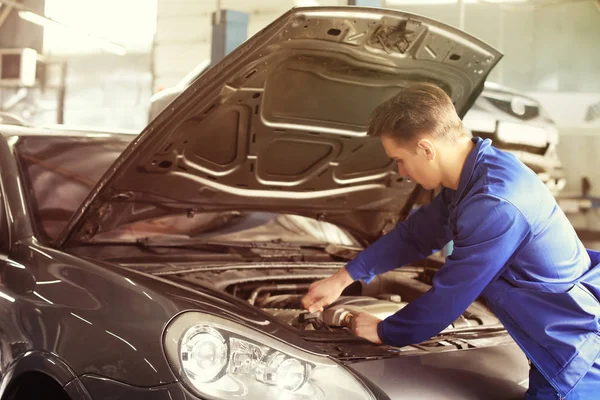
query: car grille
[{"left": 486, "top": 97, "right": 540, "bottom": 121}]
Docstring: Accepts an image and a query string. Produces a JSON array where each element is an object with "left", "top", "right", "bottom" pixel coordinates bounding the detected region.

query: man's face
[{"left": 380, "top": 134, "right": 441, "bottom": 190}]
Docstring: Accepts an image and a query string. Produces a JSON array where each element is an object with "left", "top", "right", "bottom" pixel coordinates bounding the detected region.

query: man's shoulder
[
  {"left": 481, "top": 146, "right": 542, "bottom": 187},
  {"left": 473, "top": 146, "right": 555, "bottom": 223}
]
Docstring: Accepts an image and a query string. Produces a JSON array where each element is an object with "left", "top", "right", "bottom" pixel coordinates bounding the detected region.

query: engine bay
[
  {"left": 112, "top": 255, "right": 504, "bottom": 345},
  {"left": 216, "top": 264, "right": 501, "bottom": 335}
]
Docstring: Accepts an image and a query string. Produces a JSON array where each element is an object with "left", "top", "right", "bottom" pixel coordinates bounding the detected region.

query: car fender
[{"left": 0, "top": 350, "right": 91, "bottom": 399}]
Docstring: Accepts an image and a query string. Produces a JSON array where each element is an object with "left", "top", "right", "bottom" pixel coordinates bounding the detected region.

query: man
[{"left": 301, "top": 83, "right": 600, "bottom": 399}]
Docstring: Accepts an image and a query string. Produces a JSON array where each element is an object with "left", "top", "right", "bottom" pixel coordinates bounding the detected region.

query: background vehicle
[{"left": 464, "top": 82, "right": 566, "bottom": 195}]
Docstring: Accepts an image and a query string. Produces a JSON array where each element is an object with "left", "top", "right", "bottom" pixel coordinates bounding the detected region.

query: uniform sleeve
[
  {"left": 345, "top": 189, "right": 453, "bottom": 283},
  {"left": 376, "top": 194, "right": 532, "bottom": 347}
]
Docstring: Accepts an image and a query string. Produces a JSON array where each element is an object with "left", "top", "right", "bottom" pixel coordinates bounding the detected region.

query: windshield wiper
[
  {"left": 78, "top": 236, "right": 254, "bottom": 257},
  {"left": 233, "top": 240, "right": 361, "bottom": 261},
  {"left": 133, "top": 236, "right": 260, "bottom": 257},
  {"left": 429, "top": 326, "right": 507, "bottom": 340}
]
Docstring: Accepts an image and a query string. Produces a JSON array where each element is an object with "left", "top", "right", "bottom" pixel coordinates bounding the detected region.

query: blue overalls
[{"left": 346, "top": 137, "right": 600, "bottom": 399}]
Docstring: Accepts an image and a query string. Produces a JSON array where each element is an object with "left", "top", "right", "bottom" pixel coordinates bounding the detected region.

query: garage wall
[
  {"left": 532, "top": 2, "right": 600, "bottom": 93},
  {"left": 153, "top": 0, "right": 212, "bottom": 91},
  {"left": 389, "top": 1, "right": 600, "bottom": 93},
  {"left": 0, "top": 0, "right": 44, "bottom": 51},
  {"left": 60, "top": 53, "right": 152, "bottom": 130},
  {"left": 2, "top": 0, "right": 157, "bottom": 130},
  {"left": 0, "top": 0, "right": 45, "bottom": 125},
  {"left": 153, "top": 0, "right": 349, "bottom": 91},
  {"left": 154, "top": 1, "right": 600, "bottom": 93},
  {"left": 555, "top": 129, "right": 600, "bottom": 196}
]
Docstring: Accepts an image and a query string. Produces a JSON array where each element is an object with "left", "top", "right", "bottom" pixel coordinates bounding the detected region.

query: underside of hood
[{"left": 58, "top": 6, "right": 501, "bottom": 247}]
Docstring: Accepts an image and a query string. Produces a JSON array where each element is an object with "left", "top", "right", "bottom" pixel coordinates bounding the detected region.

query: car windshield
[
  {"left": 91, "top": 210, "right": 359, "bottom": 247},
  {"left": 14, "top": 135, "right": 360, "bottom": 247},
  {"left": 14, "top": 135, "right": 132, "bottom": 242}
]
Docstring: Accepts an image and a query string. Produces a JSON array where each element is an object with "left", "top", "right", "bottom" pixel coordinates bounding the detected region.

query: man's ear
[{"left": 417, "top": 139, "right": 436, "bottom": 161}]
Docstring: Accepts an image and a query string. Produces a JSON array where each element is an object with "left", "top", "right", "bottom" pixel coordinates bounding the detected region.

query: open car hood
[{"left": 58, "top": 6, "right": 501, "bottom": 247}]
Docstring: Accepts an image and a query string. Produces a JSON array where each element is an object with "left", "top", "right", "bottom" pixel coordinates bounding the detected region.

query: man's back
[
  {"left": 345, "top": 137, "right": 600, "bottom": 396},
  {"left": 460, "top": 140, "right": 600, "bottom": 396},
  {"left": 462, "top": 141, "right": 591, "bottom": 285}
]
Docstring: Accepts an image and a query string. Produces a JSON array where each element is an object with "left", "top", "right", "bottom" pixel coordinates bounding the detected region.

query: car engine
[
  {"left": 222, "top": 268, "right": 499, "bottom": 333},
  {"left": 264, "top": 296, "right": 406, "bottom": 330}
]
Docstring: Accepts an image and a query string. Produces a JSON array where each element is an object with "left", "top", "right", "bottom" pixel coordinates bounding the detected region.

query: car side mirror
[{"left": 0, "top": 258, "right": 36, "bottom": 295}]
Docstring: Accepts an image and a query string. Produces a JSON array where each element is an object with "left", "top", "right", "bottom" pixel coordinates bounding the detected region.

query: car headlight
[{"left": 164, "top": 312, "right": 375, "bottom": 400}]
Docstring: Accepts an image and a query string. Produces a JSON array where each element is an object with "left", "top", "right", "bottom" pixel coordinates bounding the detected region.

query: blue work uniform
[{"left": 345, "top": 137, "right": 600, "bottom": 399}]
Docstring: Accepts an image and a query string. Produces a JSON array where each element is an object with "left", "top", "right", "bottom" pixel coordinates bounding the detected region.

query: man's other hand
[
  {"left": 301, "top": 267, "right": 353, "bottom": 312},
  {"left": 351, "top": 312, "right": 383, "bottom": 344}
]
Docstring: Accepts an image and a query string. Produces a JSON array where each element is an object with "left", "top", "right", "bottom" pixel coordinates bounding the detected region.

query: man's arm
[
  {"left": 346, "top": 188, "right": 453, "bottom": 283},
  {"left": 374, "top": 194, "right": 531, "bottom": 347},
  {"left": 302, "top": 188, "right": 452, "bottom": 313}
]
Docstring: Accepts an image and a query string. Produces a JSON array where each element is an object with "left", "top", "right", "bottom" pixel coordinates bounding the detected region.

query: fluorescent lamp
[
  {"left": 18, "top": 10, "right": 59, "bottom": 28},
  {"left": 18, "top": 10, "right": 127, "bottom": 55}
]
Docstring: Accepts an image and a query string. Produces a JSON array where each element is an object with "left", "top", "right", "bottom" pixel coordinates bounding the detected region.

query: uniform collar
[{"left": 451, "top": 137, "right": 491, "bottom": 206}]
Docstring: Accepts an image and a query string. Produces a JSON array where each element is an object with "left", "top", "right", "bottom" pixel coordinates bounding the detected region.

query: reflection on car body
[{"left": 0, "top": 6, "right": 530, "bottom": 400}]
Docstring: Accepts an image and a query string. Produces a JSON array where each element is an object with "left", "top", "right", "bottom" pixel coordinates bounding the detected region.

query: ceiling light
[{"left": 17, "top": 10, "right": 127, "bottom": 55}]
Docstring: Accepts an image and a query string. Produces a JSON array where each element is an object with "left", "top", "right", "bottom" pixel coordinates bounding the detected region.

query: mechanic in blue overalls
[{"left": 302, "top": 83, "right": 600, "bottom": 399}]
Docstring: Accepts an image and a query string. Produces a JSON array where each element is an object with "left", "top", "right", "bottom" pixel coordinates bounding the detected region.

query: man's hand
[
  {"left": 301, "top": 267, "right": 353, "bottom": 312},
  {"left": 351, "top": 312, "right": 383, "bottom": 344}
]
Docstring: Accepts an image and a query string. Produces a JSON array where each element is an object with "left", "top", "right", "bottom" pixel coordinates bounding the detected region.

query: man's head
[{"left": 368, "top": 83, "right": 468, "bottom": 190}]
